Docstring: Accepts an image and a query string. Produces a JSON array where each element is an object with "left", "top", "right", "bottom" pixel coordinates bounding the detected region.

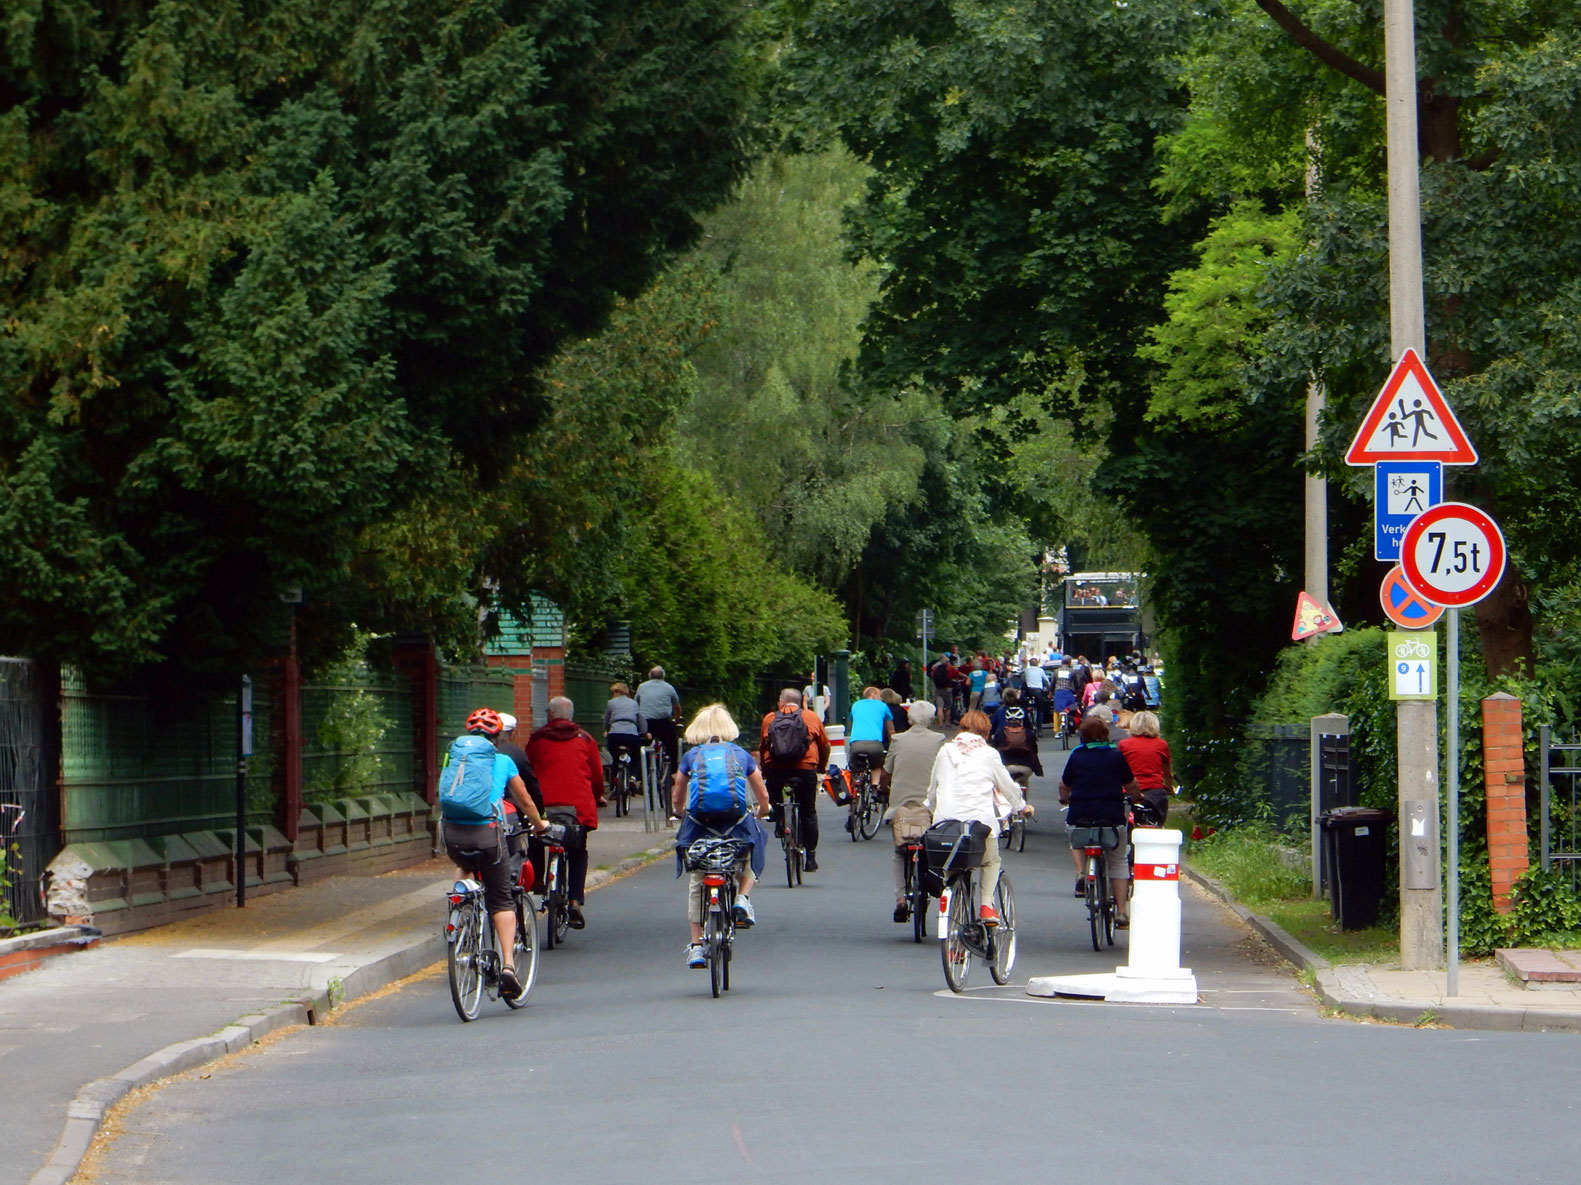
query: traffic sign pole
[{"left": 1447, "top": 608, "right": 1460, "bottom": 997}]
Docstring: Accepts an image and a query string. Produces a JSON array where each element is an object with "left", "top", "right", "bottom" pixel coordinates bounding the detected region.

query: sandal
[
  {"left": 1115, "top": 913, "right": 1130, "bottom": 930},
  {"left": 499, "top": 965, "right": 523, "bottom": 1000},
  {"left": 567, "top": 904, "right": 586, "bottom": 930}
]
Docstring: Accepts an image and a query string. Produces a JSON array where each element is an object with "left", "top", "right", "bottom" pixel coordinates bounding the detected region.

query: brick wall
[{"left": 1482, "top": 692, "right": 1528, "bottom": 913}]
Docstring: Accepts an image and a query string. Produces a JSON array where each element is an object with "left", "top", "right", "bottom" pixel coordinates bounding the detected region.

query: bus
[{"left": 1059, "top": 572, "right": 1144, "bottom": 661}]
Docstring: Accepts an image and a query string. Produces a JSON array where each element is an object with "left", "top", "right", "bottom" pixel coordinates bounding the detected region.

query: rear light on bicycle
[
  {"left": 703, "top": 874, "right": 726, "bottom": 887},
  {"left": 448, "top": 894, "right": 466, "bottom": 906}
]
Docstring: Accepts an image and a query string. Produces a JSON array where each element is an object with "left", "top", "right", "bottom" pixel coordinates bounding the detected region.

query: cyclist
[
  {"left": 759, "top": 688, "right": 831, "bottom": 871},
  {"left": 1117, "top": 710, "right": 1173, "bottom": 827},
  {"left": 672, "top": 703, "right": 772, "bottom": 968},
  {"left": 494, "top": 714, "right": 544, "bottom": 811},
  {"left": 1022, "top": 657, "right": 1048, "bottom": 729},
  {"left": 635, "top": 666, "right": 683, "bottom": 776},
  {"left": 924, "top": 710, "right": 1028, "bottom": 926},
  {"left": 602, "top": 681, "right": 648, "bottom": 780},
  {"left": 440, "top": 708, "right": 549, "bottom": 1000},
  {"left": 846, "top": 686, "right": 893, "bottom": 832},
  {"left": 883, "top": 700, "right": 943, "bottom": 921},
  {"left": 1059, "top": 715, "right": 1142, "bottom": 928},
  {"left": 990, "top": 690, "right": 1043, "bottom": 804},
  {"left": 525, "top": 696, "right": 606, "bottom": 930}
]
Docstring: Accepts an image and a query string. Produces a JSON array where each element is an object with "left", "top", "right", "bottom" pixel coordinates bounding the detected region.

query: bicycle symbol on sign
[{"left": 1393, "top": 637, "right": 1431, "bottom": 661}]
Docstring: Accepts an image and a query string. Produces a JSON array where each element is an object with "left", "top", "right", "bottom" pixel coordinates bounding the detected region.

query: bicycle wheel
[
  {"left": 858, "top": 787, "right": 883, "bottom": 840},
  {"left": 504, "top": 898, "right": 537, "bottom": 1009},
  {"left": 1085, "top": 855, "right": 1103, "bottom": 952},
  {"left": 990, "top": 875, "right": 1017, "bottom": 985},
  {"left": 447, "top": 902, "right": 484, "bottom": 1022},
  {"left": 1013, "top": 816, "right": 1027, "bottom": 853},
  {"left": 909, "top": 854, "right": 927, "bottom": 944},
  {"left": 998, "top": 823, "right": 1011, "bottom": 850},
  {"left": 941, "top": 879, "right": 973, "bottom": 993},
  {"left": 1103, "top": 869, "right": 1117, "bottom": 947},
  {"left": 782, "top": 800, "right": 799, "bottom": 888},
  {"left": 705, "top": 901, "right": 725, "bottom": 999}
]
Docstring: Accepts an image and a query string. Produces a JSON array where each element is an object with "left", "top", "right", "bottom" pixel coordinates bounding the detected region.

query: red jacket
[
  {"left": 525, "top": 719, "right": 604, "bottom": 828},
  {"left": 759, "top": 706, "right": 831, "bottom": 772}
]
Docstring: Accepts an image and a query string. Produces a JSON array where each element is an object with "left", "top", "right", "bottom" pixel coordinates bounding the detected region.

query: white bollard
[
  {"left": 825, "top": 724, "right": 847, "bottom": 769},
  {"left": 1126, "top": 828, "right": 1186, "bottom": 975}
]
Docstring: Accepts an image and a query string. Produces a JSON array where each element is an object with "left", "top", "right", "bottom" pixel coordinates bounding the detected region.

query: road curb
[
  {"left": 29, "top": 844, "right": 671, "bottom": 1185},
  {"left": 1184, "top": 863, "right": 1581, "bottom": 1033}
]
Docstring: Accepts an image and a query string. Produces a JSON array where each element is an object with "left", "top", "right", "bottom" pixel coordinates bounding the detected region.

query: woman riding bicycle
[
  {"left": 1059, "top": 715, "right": 1142, "bottom": 928},
  {"left": 603, "top": 681, "right": 648, "bottom": 781},
  {"left": 671, "top": 704, "right": 772, "bottom": 969},
  {"left": 924, "top": 710, "right": 1028, "bottom": 926},
  {"left": 1117, "top": 710, "right": 1173, "bottom": 827}
]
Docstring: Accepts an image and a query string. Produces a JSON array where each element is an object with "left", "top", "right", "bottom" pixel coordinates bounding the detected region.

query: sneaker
[
  {"left": 686, "top": 942, "right": 708, "bottom": 969},
  {"left": 732, "top": 897, "right": 755, "bottom": 928},
  {"left": 499, "top": 965, "right": 523, "bottom": 1001},
  {"left": 1074, "top": 876, "right": 1086, "bottom": 898},
  {"left": 894, "top": 901, "right": 910, "bottom": 924},
  {"left": 803, "top": 852, "right": 818, "bottom": 872},
  {"left": 979, "top": 904, "right": 1001, "bottom": 927}
]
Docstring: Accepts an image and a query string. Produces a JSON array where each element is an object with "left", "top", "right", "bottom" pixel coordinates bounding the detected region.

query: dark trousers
[
  {"left": 765, "top": 769, "right": 820, "bottom": 854},
  {"left": 648, "top": 717, "right": 679, "bottom": 772}
]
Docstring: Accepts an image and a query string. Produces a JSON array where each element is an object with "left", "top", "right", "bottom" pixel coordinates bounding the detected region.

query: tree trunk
[{"left": 1472, "top": 563, "right": 1534, "bottom": 679}]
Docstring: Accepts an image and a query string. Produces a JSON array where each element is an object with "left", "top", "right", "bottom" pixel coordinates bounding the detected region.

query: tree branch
[{"left": 1253, "top": 0, "right": 1386, "bottom": 95}]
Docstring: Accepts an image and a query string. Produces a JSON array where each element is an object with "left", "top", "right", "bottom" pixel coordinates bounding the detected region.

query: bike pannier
[{"left": 545, "top": 805, "right": 586, "bottom": 852}]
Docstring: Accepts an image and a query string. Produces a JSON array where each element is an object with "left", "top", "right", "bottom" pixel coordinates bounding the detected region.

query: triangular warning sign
[
  {"left": 1345, "top": 349, "right": 1478, "bottom": 465},
  {"left": 1292, "top": 591, "right": 1343, "bottom": 641}
]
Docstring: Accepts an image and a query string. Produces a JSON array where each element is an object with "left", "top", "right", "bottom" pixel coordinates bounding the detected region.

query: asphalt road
[{"left": 84, "top": 762, "right": 1581, "bottom": 1185}]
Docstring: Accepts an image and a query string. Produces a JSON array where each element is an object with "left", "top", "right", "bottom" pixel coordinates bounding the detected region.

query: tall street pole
[{"left": 1384, "top": 0, "right": 1444, "bottom": 970}]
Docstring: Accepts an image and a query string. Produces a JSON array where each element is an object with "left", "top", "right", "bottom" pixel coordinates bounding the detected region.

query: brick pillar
[
  {"left": 393, "top": 637, "right": 439, "bottom": 806},
  {"left": 1482, "top": 692, "right": 1528, "bottom": 913}
]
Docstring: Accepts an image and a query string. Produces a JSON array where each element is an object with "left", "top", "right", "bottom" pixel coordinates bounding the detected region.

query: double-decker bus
[{"left": 1059, "top": 572, "right": 1143, "bottom": 661}]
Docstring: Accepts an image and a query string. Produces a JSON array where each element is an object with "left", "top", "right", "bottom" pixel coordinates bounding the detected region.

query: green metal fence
[
  {"left": 562, "top": 660, "right": 635, "bottom": 745},
  {"left": 437, "top": 665, "right": 516, "bottom": 766},
  {"left": 301, "top": 667, "right": 416, "bottom": 807},
  {"left": 60, "top": 672, "right": 275, "bottom": 843}
]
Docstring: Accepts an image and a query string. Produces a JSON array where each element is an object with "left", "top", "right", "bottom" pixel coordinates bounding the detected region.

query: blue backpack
[
  {"left": 438, "top": 735, "right": 501, "bottom": 824},
  {"left": 687, "top": 743, "right": 749, "bottom": 817}
]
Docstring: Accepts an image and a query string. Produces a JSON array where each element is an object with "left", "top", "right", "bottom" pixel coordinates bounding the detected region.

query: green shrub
[{"left": 1508, "top": 866, "right": 1581, "bottom": 947}]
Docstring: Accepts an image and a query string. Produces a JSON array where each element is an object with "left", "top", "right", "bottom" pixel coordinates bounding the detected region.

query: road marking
[{"left": 172, "top": 949, "right": 342, "bottom": 963}]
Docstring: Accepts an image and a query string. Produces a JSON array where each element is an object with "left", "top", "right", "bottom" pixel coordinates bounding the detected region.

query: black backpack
[{"left": 766, "top": 708, "right": 811, "bottom": 765}]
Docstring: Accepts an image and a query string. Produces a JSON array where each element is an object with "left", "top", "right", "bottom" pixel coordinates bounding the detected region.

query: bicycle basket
[
  {"left": 922, "top": 819, "right": 991, "bottom": 875},
  {"left": 1067, "top": 825, "right": 1122, "bottom": 851},
  {"left": 683, "top": 837, "right": 749, "bottom": 872}
]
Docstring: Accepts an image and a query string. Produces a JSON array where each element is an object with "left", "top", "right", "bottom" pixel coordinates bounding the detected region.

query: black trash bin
[{"left": 1320, "top": 807, "right": 1393, "bottom": 930}]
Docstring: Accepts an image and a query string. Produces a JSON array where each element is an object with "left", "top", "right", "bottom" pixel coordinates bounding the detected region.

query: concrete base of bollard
[{"left": 1026, "top": 967, "right": 1198, "bottom": 1005}]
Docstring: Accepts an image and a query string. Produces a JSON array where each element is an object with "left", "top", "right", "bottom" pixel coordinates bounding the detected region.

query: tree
[{"left": 0, "top": 0, "right": 760, "bottom": 677}]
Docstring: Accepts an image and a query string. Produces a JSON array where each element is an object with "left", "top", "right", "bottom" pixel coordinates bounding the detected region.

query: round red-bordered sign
[
  {"left": 1400, "top": 502, "right": 1507, "bottom": 608},
  {"left": 1379, "top": 565, "right": 1444, "bottom": 629}
]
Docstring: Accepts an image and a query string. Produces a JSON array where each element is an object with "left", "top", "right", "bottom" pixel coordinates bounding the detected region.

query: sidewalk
[
  {"left": 1186, "top": 865, "right": 1581, "bottom": 1033},
  {"left": 0, "top": 819, "right": 672, "bottom": 1185}
]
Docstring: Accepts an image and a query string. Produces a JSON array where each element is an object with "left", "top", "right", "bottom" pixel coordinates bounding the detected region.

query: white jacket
[{"left": 925, "top": 734, "right": 1025, "bottom": 829}]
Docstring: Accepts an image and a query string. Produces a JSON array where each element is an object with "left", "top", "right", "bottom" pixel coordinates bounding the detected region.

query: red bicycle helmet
[{"left": 465, "top": 707, "right": 504, "bottom": 736}]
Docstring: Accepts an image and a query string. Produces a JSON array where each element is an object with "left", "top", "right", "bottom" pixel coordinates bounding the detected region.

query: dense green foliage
[{"left": 0, "top": 0, "right": 759, "bottom": 676}]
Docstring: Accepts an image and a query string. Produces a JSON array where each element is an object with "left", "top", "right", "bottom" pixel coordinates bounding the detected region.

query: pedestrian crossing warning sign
[{"left": 1345, "top": 348, "right": 1478, "bottom": 466}]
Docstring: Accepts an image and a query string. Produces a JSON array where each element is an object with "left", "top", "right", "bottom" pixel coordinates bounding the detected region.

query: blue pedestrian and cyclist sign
[{"left": 1374, "top": 460, "right": 1442, "bottom": 561}]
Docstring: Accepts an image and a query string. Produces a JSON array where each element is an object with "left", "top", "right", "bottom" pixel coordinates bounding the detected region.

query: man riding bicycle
[
  {"left": 845, "top": 686, "right": 893, "bottom": 832},
  {"left": 759, "top": 688, "right": 830, "bottom": 871},
  {"left": 439, "top": 708, "right": 549, "bottom": 1001},
  {"left": 883, "top": 700, "right": 943, "bottom": 921},
  {"left": 525, "top": 696, "right": 606, "bottom": 930}
]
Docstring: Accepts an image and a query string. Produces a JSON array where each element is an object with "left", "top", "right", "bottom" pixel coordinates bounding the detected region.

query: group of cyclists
[{"left": 437, "top": 653, "right": 1174, "bottom": 999}]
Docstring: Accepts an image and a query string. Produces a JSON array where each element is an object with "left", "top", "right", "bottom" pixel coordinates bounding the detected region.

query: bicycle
[
  {"left": 776, "top": 785, "right": 803, "bottom": 888},
  {"left": 607, "top": 748, "right": 640, "bottom": 817},
  {"left": 645, "top": 743, "right": 672, "bottom": 818},
  {"left": 899, "top": 838, "right": 928, "bottom": 944},
  {"left": 938, "top": 868, "right": 1016, "bottom": 993},
  {"left": 685, "top": 836, "right": 749, "bottom": 998},
  {"left": 999, "top": 771, "right": 1031, "bottom": 853},
  {"left": 847, "top": 759, "right": 885, "bottom": 842},
  {"left": 539, "top": 811, "right": 580, "bottom": 950},
  {"left": 1072, "top": 824, "right": 1121, "bottom": 952},
  {"left": 445, "top": 855, "right": 539, "bottom": 1021}
]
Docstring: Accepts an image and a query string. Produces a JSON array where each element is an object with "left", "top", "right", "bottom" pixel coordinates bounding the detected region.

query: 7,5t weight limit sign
[{"left": 1399, "top": 502, "right": 1507, "bottom": 608}]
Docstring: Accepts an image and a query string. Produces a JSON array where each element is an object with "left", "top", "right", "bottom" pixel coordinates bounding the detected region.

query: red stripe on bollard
[{"left": 1133, "top": 863, "right": 1179, "bottom": 881}]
